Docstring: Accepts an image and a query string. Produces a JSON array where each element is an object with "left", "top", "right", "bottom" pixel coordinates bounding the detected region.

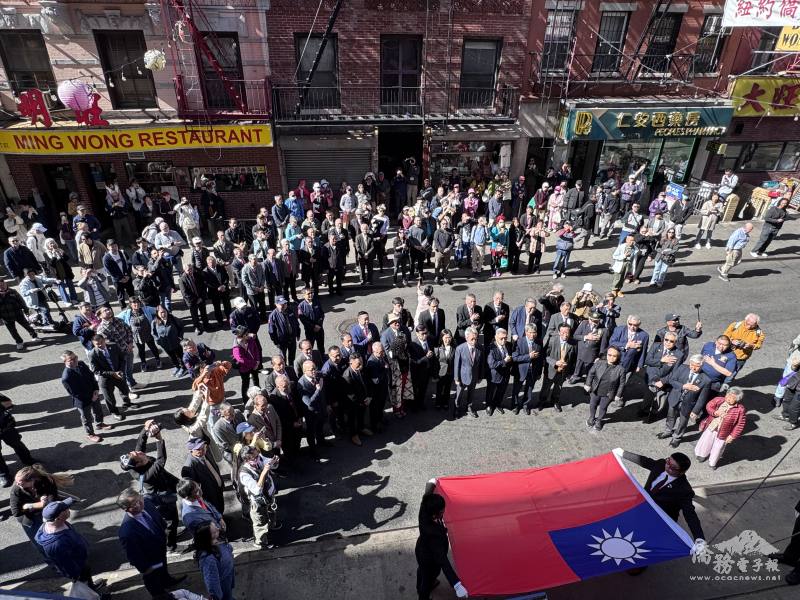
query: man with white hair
[
  {"left": 722, "top": 314, "right": 766, "bottom": 388},
  {"left": 717, "top": 222, "right": 754, "bottom": 282},
  {"left": 453, "top": 326, "right": 484, "bottom": 419},
  {"left": 153, "top": 221, "right": 185, "bottom": 273},
  {"left": 656, "top": 354, "right": 710, "bottom": 448},
  {"left": 608, "top": 314, "right": 650, "bottom": 408}
]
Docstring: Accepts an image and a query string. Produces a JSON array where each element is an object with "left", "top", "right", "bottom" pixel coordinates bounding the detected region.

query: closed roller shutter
[{"left": 283, "top": 148, "right": 372, "bottom": 190}]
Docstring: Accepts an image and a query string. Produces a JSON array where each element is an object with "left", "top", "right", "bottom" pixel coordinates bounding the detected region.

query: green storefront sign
[{"left": 560, "top": 106, "right": 734, "bottom": 141}]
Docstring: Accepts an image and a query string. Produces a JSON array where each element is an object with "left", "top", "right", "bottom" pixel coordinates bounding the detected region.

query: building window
[
  {"left": 735, "top": 142, "right": 800, "bottom": 172},
  {"left": 693, "top": 15, "right": 725, "bottom": 74},
  {"left": 751, "top": 28, "right": 780, "bottom": 74},
  {"left": 294, "top": 34, "right": 339, "bottom": 109},
  {"left": 592, "top": 12, "right": 629, "bottom": 73},
  {"left": 460, "top": 39, "right": 501, "bottom": 108},
  {"left": 542, "top": 10, "right": 577, "bottom": 73},
  {"left": 0, "top": 31, "right": 57, "bottom": 96},
  {"left": 641, "top": 13, "right": 682, "bottom": 73},
  {"left": 381, "top": 36, "right": 422, "bottom": 109},
  {"left": 199, "top": 32, "right": 244, "bottom": 110},
  {"left": 124, "top": 161, "right": 179, "bottom": 190},
  {"left": 190, "top": 166, "right": 268, "bottom": 192},
  {"left": 95, "top": 31, "right": 157, "bottom": 109},
  {"left": 716, "top": 143, "right": 743, "bottom": 172}
]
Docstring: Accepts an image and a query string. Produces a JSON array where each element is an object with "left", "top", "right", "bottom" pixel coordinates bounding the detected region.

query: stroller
[{"left": 25, "top": 286, "right": 71, "bottom": 334}]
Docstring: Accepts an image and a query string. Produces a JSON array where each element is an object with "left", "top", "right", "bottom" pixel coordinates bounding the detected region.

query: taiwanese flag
[{"left": 435, "top": 450, "right": 693, "bottom": 596}]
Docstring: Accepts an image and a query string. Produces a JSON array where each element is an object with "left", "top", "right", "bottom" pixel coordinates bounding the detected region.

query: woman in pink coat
[
  {"left": 546, "top": 186, "right": 564, "bottom": 230},
  {"left": 232, "top": 328, "right": 261, "bottom": 402},
  {"left": 695, "top": 387, "right": 747, "bottom": 470}
]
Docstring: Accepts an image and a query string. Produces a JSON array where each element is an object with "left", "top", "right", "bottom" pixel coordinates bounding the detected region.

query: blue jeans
[
  {"left": 553, "top": 249, "right": 570, "bottom": 274},
  {"left": 649, "top": 259, "right": 669, "bottom": 285},
  {"left": 122, "top": 350, "right": 137, "bottom": 387},
  {"left": 57, "top": 280, "right": 79, "bottom": 304},
  {"left": 159, "top": 292, "right": 172, "bottom": 312}
]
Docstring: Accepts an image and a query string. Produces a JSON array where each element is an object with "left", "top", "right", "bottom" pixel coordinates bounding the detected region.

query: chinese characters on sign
[
  {"left": 616, "top": 110, "right": 703, "bottom": 131},
  {"left": 723, "top": 0, "right": 800, "bottom": 27},
  {"left": 17, "top": 90, "right": 53, "bottom": 128},
  {"left": 731, "top": 76, "right": 800, "bottom": 116}
]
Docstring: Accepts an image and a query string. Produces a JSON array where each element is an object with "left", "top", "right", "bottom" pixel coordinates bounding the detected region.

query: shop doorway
[
  {"left": 378, "top": 128, "right": 423, "bottom": 179},
  {"left": 39, "top": 163, "right": 78, "bottom": 216},
  {"left": 524, "top": 138, "right": 553, "bottom": 196},
  {"left": 80, "top": 162, "right": 118, "bottom": 225}
]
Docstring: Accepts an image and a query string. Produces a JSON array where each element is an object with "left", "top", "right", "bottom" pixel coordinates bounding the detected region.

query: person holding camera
[
  {"left": 238, "top": 445, "right": 280, "bottom": 549},
  {"left": 120, "top": 419, "right": 180, "bottom": 551},
  {"left": 19, "top": 268, "right": 58, "bottom": 326}
]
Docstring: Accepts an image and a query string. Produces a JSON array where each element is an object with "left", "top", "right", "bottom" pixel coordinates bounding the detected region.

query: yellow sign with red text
[
  {"left": 0, "top": 124, "right": 273, "bottom": 155},
  {"left": 731, "top": 76, "right": 800, "bottom": 117}
]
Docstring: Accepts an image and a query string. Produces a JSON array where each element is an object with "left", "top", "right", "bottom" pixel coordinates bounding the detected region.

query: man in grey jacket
[{"left": 584, "top": 346, "right": 625, "bottom": 431}]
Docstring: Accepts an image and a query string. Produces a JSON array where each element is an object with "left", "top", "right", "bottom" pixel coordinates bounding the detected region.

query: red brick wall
[
  {"left": 267, "top": 0, "right": 531, "bottom": 101},
  {"left": 703, "top": 117, "right": 800, "bottom": 186},
  {"left": 6, "top": 146, "right": 281, "bottom": 219}
]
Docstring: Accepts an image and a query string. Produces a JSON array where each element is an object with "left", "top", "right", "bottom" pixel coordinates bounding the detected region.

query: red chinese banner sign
[{"left": 723, "top": 0, "right": 800, "bottom": 27}]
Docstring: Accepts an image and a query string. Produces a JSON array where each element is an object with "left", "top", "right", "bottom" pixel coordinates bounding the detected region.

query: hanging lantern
[
  {"left": 143, "top": 48, "right": 167, "bottom": 71},
  {"left": 56, "top": 79, "right": 93, "bottom": 112}
]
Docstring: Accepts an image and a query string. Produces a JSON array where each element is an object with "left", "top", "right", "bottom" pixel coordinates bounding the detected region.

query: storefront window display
[
  {"left": 429, "top": 140, "right": 501, "bottom": 186},
  {"left": 124, "top": 161, "right": 190, "bottom": 190},
  {"left": 596, "top": 138, "right": 697, "bottom": 184},
  {"left": 190, "top": 166, "right": 269, "bottom": 192}
]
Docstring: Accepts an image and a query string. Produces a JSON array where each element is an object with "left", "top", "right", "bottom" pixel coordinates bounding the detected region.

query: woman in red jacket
[{"left": 695, "top": 387, "right": 747, "bottom": 470}]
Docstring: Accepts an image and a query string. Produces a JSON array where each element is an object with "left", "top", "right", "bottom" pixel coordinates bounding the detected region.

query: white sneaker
[
  {"left": 749, "top": 251, "right": 758, "bottom": 258},
  {"left": 705, "top": 243, "right": 711, "bottom": 249},
  {"left": 552, "top": 274, "right": 558, "bottom": 279},
  {"left": 694, "top": 244, "right": 701, "bottom": 249},
  {"left": 128, "top": 392, "right": 140, "bottom": 400}
]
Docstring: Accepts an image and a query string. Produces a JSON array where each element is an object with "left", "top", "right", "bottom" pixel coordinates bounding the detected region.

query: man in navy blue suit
[
  {"left": 655, "top": 355, "right": 711, "bottom": 448},
  {"left": 349, "top": 311, "right": 381, "bottom": 357},
  {"left": 509, "top": 297, "right": 542, "bottom": 344},
  {"left": 117, "top": 488, "right": 185, "bottom": 596},
  {"left": 511, "top": 324, "right": 543, "bottom": 414},
  {"left": 453, "top": 326, "right": 484, "bottom": 419},
  {"left": 60, "top": 350, "right": 113, "bottom": 443},
  {"left": 485, "top": 328, "right": 513, "bottom": 415},
  {"left": 608, "top": 314, "right": 650, "bottom": 408}
]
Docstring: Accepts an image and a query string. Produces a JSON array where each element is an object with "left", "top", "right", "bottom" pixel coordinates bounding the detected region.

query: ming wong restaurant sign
[
  {"left": 722, "top": 0, "right": 800, "bottom": 27},
  {"left": 560, "top": 107, "right": 733, "bottom": 141},
  {"left": 0, "top": 124, "right": 273, "bottom": 155}
]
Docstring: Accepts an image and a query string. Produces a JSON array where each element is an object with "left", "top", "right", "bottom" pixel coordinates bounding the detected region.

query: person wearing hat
[
  {"left": 72, "top": 205, "right": 101, "bottom": 240},
  {"left": 267, "top": 295, "right": 301, "bottom": 363},
  {"left": 189, "top": 236, "right": 210, "bottom": 271},
  {"left": 175, "top": 196, "right": 200, "bottom": 244},
  {"left": 181, "top": 437, "right": 225, "bottom": 514},
  {"left": 654, "top": 313, "right": 702, "bottom": 357},
  {"left": 529, "top": 181, "right": 550, "bottom": 224},
  {"left": 380, "top": 313, "right": 408, "bottom": 350},
  {"left": 620, "top": 172, "right": 643, "bottom": 214},
  {"left": 570, "top": 310, "right": 606, "bottom": 384},
  {"left": 121, "top": 420, "right": 180, "bottom": 549},
  {"left": 35, "top": 497, "right": 104, "bottom": 593},
  {"left": 117, "top": 487, "right": 186, "bottom": 596},
  {"left": 25, "top": 222, "right": 48, "bottom": 271},
  {"left": 570, "top": 282, "right": 601, "bottom": 321},
  {"left": 409, "top": 325, "right": 436, "bottom": 411},
  {"left": 238, "top": 445, "right": 280, "bottom": 549}
]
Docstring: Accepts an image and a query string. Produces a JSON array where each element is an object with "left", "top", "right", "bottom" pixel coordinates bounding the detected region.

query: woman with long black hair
[{"left": 415, "top": 491, "right": 468, "bottom": 600}]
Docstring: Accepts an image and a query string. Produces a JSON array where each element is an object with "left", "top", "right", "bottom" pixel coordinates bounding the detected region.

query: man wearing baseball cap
[
  {"left": 180, "top": 437, "right": 224, "bottom": 514},
  {"left": 267, "top": 295, "right": 300, "bottom": 364},
  {"left": 36, "top": 498, "right": 104, "bottom": 593},
  {"left": 654, "top": 313, "right": 702, "bottom": 357}
]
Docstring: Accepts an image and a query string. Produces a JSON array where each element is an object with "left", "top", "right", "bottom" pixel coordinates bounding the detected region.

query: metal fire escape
[
  {"left": 160, "top": 0, "right": 247, "bottom": 116},
  {"left": 623, "top": 0, "right": 674, "bottom": 82},
  {"left": 295, "top": 0, "right": 345, "bottom": 116}
]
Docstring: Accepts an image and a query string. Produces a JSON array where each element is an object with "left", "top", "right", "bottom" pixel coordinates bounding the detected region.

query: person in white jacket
[
  {"left": 176, "top": 198, "right": 201, "bottom": 245},
  {"left": 25, "top": 223, "right": 48, "bottom": 269},
  {"left": 18, "top": 268, "right": 58, "bottom": 324}
]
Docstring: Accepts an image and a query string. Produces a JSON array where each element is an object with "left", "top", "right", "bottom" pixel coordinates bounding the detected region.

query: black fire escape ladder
[
  {"left": 623, "top": 0, "right": 673, "bottom": 82},
  {"left": 295, "top": 0, "right": 345, "bottom": 116}
]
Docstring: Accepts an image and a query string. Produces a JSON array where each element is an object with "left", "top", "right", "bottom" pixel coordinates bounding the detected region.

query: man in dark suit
[
  {"left": 453, "top": 326, "right": 483, "bottom": 419},
  {"left": 542, "top": 301, "right": 578, "bottom": 347},
  {"left": 509, "top": 297, "right": 542, "bottom": 344},
  {"left": 584, "top": 346, "right": 626, "bottom": 431},
  {"left": 433, "top": 332, "right": 455, "bottom": 410},
  {"left": 180, "top": 437, "right": 224, "bottom": 514},
  {"left": 418, "top": 297, "right": 446, "bottom": 344},
  {"left": 537, "top": 323, "right": 576, "bottom": 412},
  {"left": 455, "top": 293, "right": 483, "bottom": 344},
  {"left": 322, "top": 232, "right": 346, "bottom": 296},
  {"left": 656, "top": 355, "right": 710, "bottom": 448},
  {"left": 263, "top": 248, "right": 285, "bottom": 308},
  {"left": 619, "top": 449, "right": 705, "bottom": 544},
  {"left": 264, "top": 354, "right": 297, "bottom": 394},
  {"left": 297, "top": 287, "right": 326, "bottom": 351},
  {"left": 60, "top": 350, "right": 112, "bottom": 443},
  {"left": 343, "top": 354, "right": 370, "bottom": 446},
  {"left": 366, "top": 342, "right": 391, "bottom": 433},
  {"left": 293, "top": 338, "right": 325, "bottom": 375},
  {"left": 608, "top": 315, "right": 650, "bottom": 407},
  {"left": 511, "top": 324, "right": 543, "bottom": 414},
  {"left": 486, "top": 328, "right": 514, "bottom": 415},
  {"left": 349, "top": 311, "right": 381, "bottom": 357},
  {"left": 268, "top": 296, "right": 301, "bottom": 364},
  {"left": 178, "top": 263, "right": 210, "bottom": 334},
  {"left": 570, "top": 311, "right": 606, "bottom": 383},
  {"left": 202, "top": 254, "right": 231, "bottom": 326},
  {"left": 773, "top": 496, "right": 800, "bottom": 584},
  {"left": 103, "top": 240, "right": 134, "bottom": 308},
  {"left": 297, "top": 359, "right": 331, "bottom": 454},
  {"left": 355, "top": 222, "right": 376, "bottom": 285},
  {"left": 409, "top": 325, "right": 436, "bottom": 411},
  {"left": 117, "top": 488, "right": 184, "bottom": 596},
  {"left": 482, "top": 291, "right": 510, "bottom": 347},
  {"left": 88, "top": 334, "right": 138, "bottom": 421},
  {"left": 640, "top": 331, "right": 685, "bottom": 421}
]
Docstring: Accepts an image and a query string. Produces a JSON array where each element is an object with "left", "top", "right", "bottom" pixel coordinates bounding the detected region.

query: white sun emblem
[{"left": 588, "top": 528, "right": 651, "bottom": 565}]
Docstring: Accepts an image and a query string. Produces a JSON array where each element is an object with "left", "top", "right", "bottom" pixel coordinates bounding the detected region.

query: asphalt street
[{"left": 1, "top": 218, "right": 799, "bottom": 597}]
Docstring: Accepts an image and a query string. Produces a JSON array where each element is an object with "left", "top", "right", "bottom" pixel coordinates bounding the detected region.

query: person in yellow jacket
[{"left": 722, "top": 314, "right": 765, "bottom": 389}]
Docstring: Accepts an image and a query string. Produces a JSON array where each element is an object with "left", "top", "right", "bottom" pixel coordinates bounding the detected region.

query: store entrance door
[
  {"left": 39, "top": 163, "right": 78, "bottom": 217},
  {"left": 378, "top": 128, "right": 423, "bottom": 180},
  {"left": 80, "top": 162, "right": 118, "bottom": 227}
]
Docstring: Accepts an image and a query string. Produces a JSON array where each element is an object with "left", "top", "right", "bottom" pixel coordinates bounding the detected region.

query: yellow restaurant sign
[
  {"left": 776, "top": 26, "right": 800, "bottom": 51},
  {"left": 0, "top": 124, "right": 273, "bottom": 155},
  {"left": 731, "top": 76, "right": 800, "bottom": 117}
]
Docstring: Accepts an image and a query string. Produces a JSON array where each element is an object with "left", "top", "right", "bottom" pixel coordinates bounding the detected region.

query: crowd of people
[{"left": 0, "top": 161, "right": 797, "bottom": 599}]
